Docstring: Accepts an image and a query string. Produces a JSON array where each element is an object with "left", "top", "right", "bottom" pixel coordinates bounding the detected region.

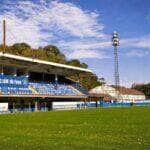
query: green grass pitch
[{"left": 0, "top": 107, "right": 150, "bottom": 150}]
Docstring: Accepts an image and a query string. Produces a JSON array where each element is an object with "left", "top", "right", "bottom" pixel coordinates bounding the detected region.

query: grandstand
[{"left": 0, "top": 52, "right": 92, "bottom": 112}]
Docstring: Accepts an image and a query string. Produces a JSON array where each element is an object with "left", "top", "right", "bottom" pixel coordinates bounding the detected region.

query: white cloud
[
  {"left": 67, "top": 49, "right": 109, "bottom": 59},
  {"left": 0, "top": 0, "right": 106, "bottom": 47},
  {"left": 0, "top": 0, "right": 110, "bottom": 60},
  {"left": 57, "top": 39, "right": 111, "bottom": 59},
  {"left": 49, "top": 1, "right": 105, "bottom": 38},
  {"left": 0, "top": 0, "right": 150, "bottom": 61},
  {"left": 0, "top": 1, "right": 53, "bottom": 48},
  {"left": 136, "top": 38, "right": 150, "bottom": 48},
  {"left": 121, "top": 36, "right": 150, "bottom": 48},
  {"left": 58, "top": 40, "right": 111, "bottom": 51},
  {"left": 126, "top": 50, "right": 149, "bottom": 58}
]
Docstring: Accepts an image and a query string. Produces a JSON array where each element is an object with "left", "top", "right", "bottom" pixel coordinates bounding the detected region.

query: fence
[
  {"left": 0, "top": 101, "right": 150, "bottom": 114},
  {"left": 87, "top": 100, "right": 150, "bottom": 108},
  {"left": 0, "top": 107, "right": 49, "bottom": 114}
]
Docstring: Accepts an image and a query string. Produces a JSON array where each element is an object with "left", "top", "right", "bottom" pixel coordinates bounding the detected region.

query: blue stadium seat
[
  {"left": 0, "top": 74, "right": 85, "bottom": 96},
  {"left": 29, "top": 82, "right": 78, "bottom": 95},
  {"left": 0, "top": 75, "right": 32, "bottom": 95}
]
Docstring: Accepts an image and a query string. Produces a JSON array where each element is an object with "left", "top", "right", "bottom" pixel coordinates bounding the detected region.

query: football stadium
[
  {"left": 0, "top": 1, "right": 150, "bottom": 149},
  {"left": 0, "top": 52, "right": 149, "bottom": 149},
  {"left": 0, "top": 52, "right": 93, "bottom": 112},
  {"left": 0, "top": 51, "right": 149, "bottom": 113}
]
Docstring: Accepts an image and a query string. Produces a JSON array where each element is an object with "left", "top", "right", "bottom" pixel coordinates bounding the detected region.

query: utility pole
[{"left": 3, "top": 18, "right": 6, "bottom": 53}]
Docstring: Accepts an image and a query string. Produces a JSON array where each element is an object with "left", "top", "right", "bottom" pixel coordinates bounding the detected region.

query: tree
[
  {"left": 0, "top": 44, "right": 11, "bottom": 53},
  {"left": 10, "top": 43, "right": 31, "bottom": 55},
  {"left": 69, "top": 72, "right": 102, "bottom": 90},
  {"left": 43, "top": 45, "right": 60, "bottom": 55},
  {"left": 132, "top": 83, "right": 150, "bottom": 99},
  {"left": 81, "top": 63, "right": 88, "bottom": 69},
  {"left": 80, "top": 73, "right": 102, "bottom": 90},
  {"left": 67, "top": 59, "right": 81, "bottom": 67},
  {"left": 43, "top": 45, "right": 66, "bottom": 63}
]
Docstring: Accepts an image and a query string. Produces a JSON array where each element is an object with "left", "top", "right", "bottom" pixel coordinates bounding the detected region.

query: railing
[
  {"left": 1, "top": 101, "right": 150, "bottom": 114},
  {"left": 90, "top": 100, "right": 150, "bottom": 108},
  {"left": 0, "top": 107, "right": 49, "bottom": 114},
  {"left": 72, "top": 83, "right": 89, "bottom": 95}
]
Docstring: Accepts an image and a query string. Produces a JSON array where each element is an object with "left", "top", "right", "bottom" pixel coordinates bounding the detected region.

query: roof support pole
[
  {"left": 96, "top": 100, "right": 98, "bottom": 108},
  {"left": 44, "top": 102, "right": 47, "bottom": 111},
  {"left": 35, "top": 99, "right": 38, "bottom": 112},
  {"left": 55, "top": 74, "right": 58, "bottom": 84},
  {"left": 0, "top": 65, "right": 4, "bottom": 75},
  {"left": 26, "top": 72, "right": 29, "bottom": 78},
  {"left": 28, "top": 102, "right": 31, "bottom": 112},
  {"left": 24, "top": 70, "right": 29, "bottom": 78},
  {"left": 13, "top": 102, "right": 15, "bottom": 113},
  {"left": 84, "top": 98, "right": 87, "bottom": 109},
  {"left": 42, "top": 73, "right": 44, "bottom": 82},
  {"left": 13, "top": 67, "right": 17, "bottom": 77}
]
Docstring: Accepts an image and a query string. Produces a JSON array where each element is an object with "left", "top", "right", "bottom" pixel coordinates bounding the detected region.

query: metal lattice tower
[{"left": 112, "top": 31, "right": 120, "bottom": 87}]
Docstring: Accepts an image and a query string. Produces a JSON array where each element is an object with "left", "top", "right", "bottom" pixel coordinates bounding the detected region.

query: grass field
[{"left": 0, "top": 107, "right": 150, "bottom": 150}]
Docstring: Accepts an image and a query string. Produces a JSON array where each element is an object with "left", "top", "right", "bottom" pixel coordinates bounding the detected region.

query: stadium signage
[{"left": 0, "top": 75, "right": 28, "bottom": 85}]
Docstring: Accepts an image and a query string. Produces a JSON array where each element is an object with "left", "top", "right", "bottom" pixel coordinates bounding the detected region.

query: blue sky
[{"left": 0, "top": 0, "right": 150, "bottom": 86}]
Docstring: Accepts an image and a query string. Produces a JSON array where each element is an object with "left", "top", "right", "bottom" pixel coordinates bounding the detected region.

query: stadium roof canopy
[{"left": 0, "top": 52, "right": 93, "bottom": 75}]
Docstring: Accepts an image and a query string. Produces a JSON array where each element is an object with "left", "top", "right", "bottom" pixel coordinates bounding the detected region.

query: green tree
[
  {"left": 43, "top": 45, "right": 66, "bottom": 63},
  {"left": 132, "top": 83, "right": 150, "bottom": 99},
  {"left": 81, "top": 63, "right": 88, "bottom": 69},
  {"left": 67, "top": 59, "right": 83, "bottom": 67},
  {"left": 10, "top": 43, "right": 31, "bottom": 55},
  {"left": 80, "top": 73, "right": 102, "bottom": 90}
]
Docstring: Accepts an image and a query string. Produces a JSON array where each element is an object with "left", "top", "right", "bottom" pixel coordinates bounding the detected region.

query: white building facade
[{"left": 89, "top": 85, "right": 146, "bottom": 102}]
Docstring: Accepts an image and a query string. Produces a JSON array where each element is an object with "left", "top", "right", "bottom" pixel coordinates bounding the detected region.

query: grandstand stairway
[
  {"left": 28, "top": 85, "right": 39, "bottom": 94},
  {"left": 68, "top": 85, "right": 84, "bottom": 95}
]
